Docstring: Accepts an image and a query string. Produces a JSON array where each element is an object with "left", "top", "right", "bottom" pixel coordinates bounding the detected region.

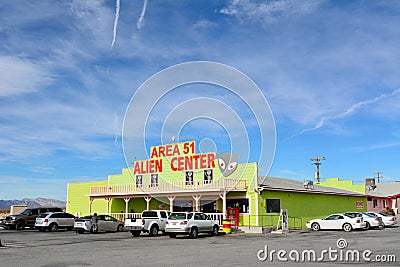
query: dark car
[{"left": 5, "top": 207, "right": 63, "bottom": 230}]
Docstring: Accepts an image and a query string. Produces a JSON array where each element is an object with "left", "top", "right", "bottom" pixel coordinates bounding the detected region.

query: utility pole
[
  {"left": 310, "top": 157, "right": 326, "bottom": 182},
  {"left": 374, "top": 172, "right": 383, "bottom": 183}
]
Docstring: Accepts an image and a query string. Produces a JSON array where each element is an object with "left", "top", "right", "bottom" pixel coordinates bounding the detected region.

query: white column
[
  {"left": 124, "top": 198, "right": 130, "bottom": 217},
  {"left": 105, "top": 198, "right": 111, "bottom": 214},
  {"left": 192, "top": 195, "right": 202, "bottom": 212},
  {"left": 219, "top": 191, "right": 227, "bottom": 220},
  {"left": 144, "top": 196, "right": 152, "bottom": 210},
  {"left": 255, "top": 192, "right": 259, "bottom": 227},
  {"left": 168, "top": 196, "right": 175, "bottom": 212}
]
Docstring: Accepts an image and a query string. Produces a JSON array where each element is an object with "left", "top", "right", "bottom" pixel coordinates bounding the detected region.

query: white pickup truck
[{"left": 125, "top": 210, "right": 170, "bottom": 237}]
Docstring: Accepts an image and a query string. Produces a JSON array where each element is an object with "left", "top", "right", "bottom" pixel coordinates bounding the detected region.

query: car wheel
[
  {"left": 211, "top": 225, "right": 219, "bottom": 236},
  {"left": 364, "top": 222, "right": 370, "bottom": 230},
  {"left": 169, "top": 233, "right": 176, "bottom": 238},
  {"left": 149, "top": 225, "right": 159, "bottom": 237},
  {"left": 49, "top": 223, "right": 58, "bottom": 232},
  {"left": 189, "top": 227, "right": 198, "bottom": 239},
  {"left": 15, "top": 221, "right": 25, "bottom": 230},
  {"left": 311, "top": 223, "right": 320, "bottom": 231},
  {"left": 343, "top": 223, "right": 352, "bottom": 232},
  {"left": 117, "top": 224, "right": 124, "bottom": 232},
  {"left": 131, "top": 230, "right": 141, "bottom": 237}
]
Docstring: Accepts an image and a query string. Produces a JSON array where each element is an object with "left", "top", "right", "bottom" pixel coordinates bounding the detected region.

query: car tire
[
  {"left": 149, "top": 225, "right": 159, "bottom": 237},
  {"left": 169, "top": 233, "right": 176, "bottom": 238},
  {"left": 131, "top": 230, "right": 141, "bottom": 237},
  {"left": 343, "top": 223, "right": 352, "bottom": 232},
  {"left": 49, "top": 223, "right": 58, "bottom": 232},
  {"left": 311, "top": 223, "right": 320, "bottom": 231},
  {"left": 15, "top": 221, "right": 25, "bottom": 230},
  {"left": 189, "top": 227, "right": 198, "bottom": 239},
  {"left": 117, "top": 224, "right": 124, "bottom": 232},
  {"left": 211, "top": 225, "right": 219, "bottom": 236},
  {"left": 364, "top": 222, "right": 370, "bottom": 230}
]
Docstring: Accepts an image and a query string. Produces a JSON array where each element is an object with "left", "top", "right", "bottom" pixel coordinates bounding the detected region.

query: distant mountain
[{"left": 0, "top": 198, "right": 66, "bottom": 210}]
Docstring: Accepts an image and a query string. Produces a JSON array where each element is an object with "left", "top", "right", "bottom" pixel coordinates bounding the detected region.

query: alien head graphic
[{"left": 218, "top": 153, "right": 239, "bottom": 177}]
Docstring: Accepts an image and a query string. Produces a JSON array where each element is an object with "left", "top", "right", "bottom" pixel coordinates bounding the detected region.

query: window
[
  {"left": 266, "top": 199, "right": 280, "bottom": 213},
  {"left": 373, "top": 199, "right": 378, "bottom": 208},
  {"left": 136, "top": 175, "right": 143, "bottom": 187},
  {"left": 142, "top": 211, "right": 158, "bottom": 218},
  {"left": 150, "top": 174, "right": 158, "bottom": 187},
  {"left": 185, "top": 171, "right": 194, "bottom": 185},
  {"left": 194, "top": 213, "right": 202, "bottom": 220},
  {"left": 160, "top": 211, "right": 167, "bottom": 219},
  {"left": 204, "top": 169, "right": 213, "bottom": 184},
  {"left": 227, "top": 198, "right": 249, "bottom": 213}
]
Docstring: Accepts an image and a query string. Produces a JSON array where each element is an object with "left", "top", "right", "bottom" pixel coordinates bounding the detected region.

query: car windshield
[
  {"left": 362, "top": 213, "right": 375, "bottom": 217},
  {"left": 169, "top": 213, "right": 187, "bottom": 220},
  {"left": 20, "top": 209, "right": 32, "bottom": 215},
  {"left": 37, "top": 213, "right": 49, "bottom": 218},
  {"left": 142, "top": 211, "right": 158, "bottom": 218}
]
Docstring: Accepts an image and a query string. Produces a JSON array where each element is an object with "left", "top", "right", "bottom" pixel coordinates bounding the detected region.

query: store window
[
  {"left": 185, "top": 171, "right": 194, "bottom": 185},
  {"left": 266, "top": 199, "right": 281, "bottom": 213},
  {"left": 227, "top": 198, "right": 249, "bottom": 213}
]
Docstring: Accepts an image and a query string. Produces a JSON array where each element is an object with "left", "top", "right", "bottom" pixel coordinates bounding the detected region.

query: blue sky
[{"left": 0, "top": 0, "right": 399, "bottom": 200}]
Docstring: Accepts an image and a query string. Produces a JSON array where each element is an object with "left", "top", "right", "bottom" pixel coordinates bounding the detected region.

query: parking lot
[{"left": 0, "top": 226, "right": 399, "bottom": 266}]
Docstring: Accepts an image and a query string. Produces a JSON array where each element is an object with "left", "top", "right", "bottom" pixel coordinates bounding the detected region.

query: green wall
[
  {"left": 258, "top": 190, "right": 367, "bottom": 228},
  {"left": 316, "top": 178, "right": 365, "bottom": 194}
]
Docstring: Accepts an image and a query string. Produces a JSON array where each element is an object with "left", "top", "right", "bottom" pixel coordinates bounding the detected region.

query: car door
[
  {"left": 64, "top": 213, "right": 76, "bottom": 228},
  {"left": 202, "top": 213, "right": 213, "bottom": 231},
  {"left": 27, "top": 209, "right": 40, "bottom": 226},
  {"left": 159, "top": 211, "right": 168, "bottom": 230},
  {"left": 97, "top": 215, "right": 107, "bottom": 231},
  {"left": 321, "top": 215, "right": 340, "bottom": 229}
]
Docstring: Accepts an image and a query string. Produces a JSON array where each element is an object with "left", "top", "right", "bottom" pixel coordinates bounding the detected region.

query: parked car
[
  {"left": 74, "top": 214, "right": 124, "bottom": 234},
  {"left": 4, "top": 207, "right": 63, "bottom": 230},
  {"left": 125, "top": 210, "right": 170, "bottom": 237},
  {"left": 306, "top": 213, "right": 366, "bottom": 232},
  {"left": 0, "top": 216, "right": 7, "bottom": 229},
  {"left": 366, "top": 212, "right": 398, "bottom": 227},
  {"left": 35, "top": 212, "right": 76, "bottom": 232},
  {"left": 344, "top": 212, "right": 383, "bottom": 230},
  {"left": 165, "top": 212, "right": 219, "bottom": 238}
]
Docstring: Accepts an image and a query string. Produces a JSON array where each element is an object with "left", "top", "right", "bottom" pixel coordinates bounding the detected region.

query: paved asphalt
[{"left": 0, "top": 226, "right": 399, "bottom": 266}]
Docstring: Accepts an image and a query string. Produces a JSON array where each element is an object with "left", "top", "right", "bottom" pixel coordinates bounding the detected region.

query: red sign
[
  {"left": 356, "top": 201, "right": 364, "bottom": 209},
  {"left": 227, "top": 208, "right": 240, "bottom": 227}
]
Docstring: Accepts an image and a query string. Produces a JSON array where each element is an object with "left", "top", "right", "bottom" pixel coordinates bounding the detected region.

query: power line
[{"left": 374, "top": 171, "right": 383, "bottom": 183}]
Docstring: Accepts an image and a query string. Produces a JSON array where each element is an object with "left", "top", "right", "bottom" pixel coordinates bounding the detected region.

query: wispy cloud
[
  {"left": 137, "top": 0, "right": 149, "bottom": 29},
  {"left": 220, "top": 0, "right": 326, "bottom": 24},
  {"left": 0, "top": 56, "right": 54, "bottom": 97},
  {"left": 111, "top": 0, "right": 121, "bottom": 48},
  {"left": 290, "top": 88, "right": 400, "bottom": 138}
]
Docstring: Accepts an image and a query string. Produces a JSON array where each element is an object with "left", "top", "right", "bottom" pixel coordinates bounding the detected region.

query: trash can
[{"left": 222, "top": 220, "right": 231, "bottom": 234}]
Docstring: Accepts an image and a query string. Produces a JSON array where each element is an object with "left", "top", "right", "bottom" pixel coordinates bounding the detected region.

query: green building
[{"left": 67, "top": 141, "right": 367, "bottom": 228}]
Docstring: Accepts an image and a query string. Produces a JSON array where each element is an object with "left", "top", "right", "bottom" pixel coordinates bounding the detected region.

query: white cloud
[
  {"left": 220, "top": 0, "right": 326, "bottom": 24},
  {"left": 0, "top": 56, "right": 54, "bottom": 97}
]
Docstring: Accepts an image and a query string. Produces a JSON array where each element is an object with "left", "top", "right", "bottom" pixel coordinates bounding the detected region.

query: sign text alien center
[{"left": 133, "top": 141, "right": 216, "bottom": 174}]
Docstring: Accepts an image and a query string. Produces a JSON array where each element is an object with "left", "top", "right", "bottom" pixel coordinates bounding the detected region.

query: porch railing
[
  {"left": 90, "top": 178, "right": 247, "bottom": 195},
  {"left": 106, "top": 212, "right": 224, "bottom": 226}
]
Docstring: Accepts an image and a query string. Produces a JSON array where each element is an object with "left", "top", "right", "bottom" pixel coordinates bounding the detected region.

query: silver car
[
  {"left": 367, "top": 212, "right": 398, "bottom": 227},
  {"left": 165, "top": 212, "right": 219, "bottom": 238},
  {"left": 35, "top": 212, "right": 76, "bottom": 232},
  {"left": 74, "top": 214, "right": 124, "bottom": 234}
]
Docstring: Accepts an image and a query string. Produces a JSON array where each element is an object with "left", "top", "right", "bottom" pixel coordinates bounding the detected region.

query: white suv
[
  {"left": 165, "top": 212, "right": 219, "bottom": 239},
  {"left": 35, "top": 212, "right": 76, "bottom": 232}
]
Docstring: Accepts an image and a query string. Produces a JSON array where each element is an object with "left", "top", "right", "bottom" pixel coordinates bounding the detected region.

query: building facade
[{"left": 67, "top": 141, "right": 367, "bottom": 228}]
